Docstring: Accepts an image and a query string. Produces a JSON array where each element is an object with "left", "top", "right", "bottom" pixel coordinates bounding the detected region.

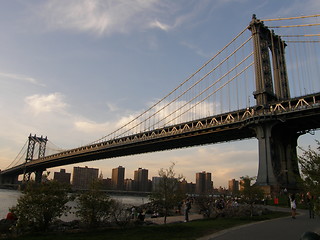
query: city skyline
[
  {"left": 57, "top": 165, "right": 234, "bottom": 189},
  {"left": 55, "top": 166, "right": 225, "bottom": 194},
  {"left": 0, "top": 1, "right": 319, "bottom": 188}
]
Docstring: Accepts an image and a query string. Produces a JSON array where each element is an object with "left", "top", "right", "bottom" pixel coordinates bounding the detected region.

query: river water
[{"left": 0, "top": 189, "right": 149, "bottom": 221}]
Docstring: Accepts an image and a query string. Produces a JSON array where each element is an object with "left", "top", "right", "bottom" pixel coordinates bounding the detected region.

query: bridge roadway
[{"left": 1, "top": 93, "right": 320, "bottom": 178}]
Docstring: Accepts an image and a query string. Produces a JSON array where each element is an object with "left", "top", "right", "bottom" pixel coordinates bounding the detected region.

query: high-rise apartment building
[
  {"left": 54, "top": 169, "right": 71, "bottom": 184},
  {"left": 102, "top": 178, "right": 112, "bottom": 190},
  {"left": 152, "top": 176, "right": 162, "bottom": 192},
  {"left": 196, "top": 171, "right": 213, "bottom": 194},
  {"left": 228, "top": 179, "right": 239, "bottom": 194},
  {"left": 112, "top": 166, "right": 125, "bottom": 190},
  {"left": 179, "top": 178, "right": 188, "bottom": 193},
  {"left": 124, "top": 178, "right": 134, "bottom": 191},
  {"left": 72, "top": 166, "right": 99, "bottom": 189},
  {"left": 134, "top": 168, "right": 148, "bottom": 192}
]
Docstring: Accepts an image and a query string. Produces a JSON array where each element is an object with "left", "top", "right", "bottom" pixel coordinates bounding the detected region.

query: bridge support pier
[
  {"left": 0, "top": 174, "right": 18, "bottom": 185},
  {"left": 254, "top": 122, "right": 301, "bottom": 194},
  {"left": 35, "top": 170, "right": 44, "bottom": 183}
]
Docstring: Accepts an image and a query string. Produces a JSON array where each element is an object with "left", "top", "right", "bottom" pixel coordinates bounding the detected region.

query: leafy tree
[
  {"left": 298, "top": 141, "right": 320, "bottom": 214},
  {"left": 240, "top": 176, "right": 264, "bottom": 217},
  {"left": 195, "top": 195, "right": 216, "bottom": 218},
  {"left": 109, "top": 200, "right": 131, "bottom": 228},
  {"left": 75, "top": 180, "right": 115, "bottom": 227},
  {"left": 11, "top": 180, "right": 72, "bottom": 233},
  {"left": 149, "top": 163, "right": 185, "bottom": 224}
]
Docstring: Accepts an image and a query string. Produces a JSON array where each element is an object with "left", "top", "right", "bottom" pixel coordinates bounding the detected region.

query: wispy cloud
[
  {"left": 0, "top": 72, "right": 45, "bottom": 87},
  {"left": 34, "top": 0, "right": 216, "bottom": 35},
  {"left": 37, "top": 0, "right": 165, "bottom": 35},
  {"left": 180, "top": 41, "right": 212, "bottom": 58},
  {"left": 149, "top": 20, "right": 172, "bottom": 31},
  {"left": 74, "top": 120, "right": 111, "bottom": 134},
  {"left": 25, "top": 93, "right": 68, "bottom": 115}
]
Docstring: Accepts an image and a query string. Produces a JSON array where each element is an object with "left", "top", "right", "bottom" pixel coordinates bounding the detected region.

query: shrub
[
  {"left": 75, "top": 180, "right": 114, "bottom": 227},
  {"left": 11, "top": 181, "right": 72, "bottom": 233},
  {"left": 109, "top": 201, "right": 131, "bottom": 228}
]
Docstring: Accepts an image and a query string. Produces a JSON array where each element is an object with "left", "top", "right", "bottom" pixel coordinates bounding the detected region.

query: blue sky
[{"left": 0, "top": 0, "right": 319, "bottom": 187}]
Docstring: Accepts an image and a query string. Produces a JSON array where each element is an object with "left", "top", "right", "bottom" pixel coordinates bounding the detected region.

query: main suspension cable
[
  {"left": 262, "top": 14, "right": 320, "bottom": 21},
  {"left": 5, "top": 139, "right": 28, "bottom": 169}
]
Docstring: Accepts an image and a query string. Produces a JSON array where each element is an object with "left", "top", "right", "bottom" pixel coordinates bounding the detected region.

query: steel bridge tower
[
  {"left": 23, "top": 134, "right": 48, "bottom": 183},
  {"left": 249, "top": 15, "right": 300, "bottom": 193}
]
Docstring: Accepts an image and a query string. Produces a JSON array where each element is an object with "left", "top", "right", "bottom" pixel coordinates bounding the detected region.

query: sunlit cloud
[
  {"left": 0, "top": 72, "right": 45, "bottom": 87},
  {"left": 25, "top": 93, "right": 68, "bottom": 115},
  {"left": 74, "top": 120, "right": 111, "bottom": 134}
]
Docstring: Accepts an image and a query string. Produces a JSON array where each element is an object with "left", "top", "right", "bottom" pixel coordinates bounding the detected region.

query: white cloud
[
  {"left": 74, "top": 120, "right": 110, "bottom": 134},
  {"left": 24, "top": 93, "right": 68, "bottom": 115},
  {"left": 0, "top": 72, "right": 45, "bottom": 87},
  {"left": 149, "top": 20, "right": 171, "bottom": 31},
  {"left": 34, "top": 0, "right": 217, "bottom": 35},
  {"left": 37, "top": 0, "right": 165, "bottom": 35}
]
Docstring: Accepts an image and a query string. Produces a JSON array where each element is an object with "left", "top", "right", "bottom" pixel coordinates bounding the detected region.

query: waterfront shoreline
[{"left": 0, "top": 189, "right": 150, "bottom": 221}]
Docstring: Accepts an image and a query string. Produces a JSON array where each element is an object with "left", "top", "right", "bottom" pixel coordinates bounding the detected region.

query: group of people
[
  {"left": 131, "top": 207, "right": 145, "bottom": 222},
  {"left": 289, "top": 191, "right": 316, "bottom": 219},
  {"left": 131, "top": 191, "right": 316, "bottom": 224}
]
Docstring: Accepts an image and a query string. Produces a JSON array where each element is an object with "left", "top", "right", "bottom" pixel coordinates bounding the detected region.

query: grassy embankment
[{"left": 11, "top": 211, "right": 289, "bottom": 240}]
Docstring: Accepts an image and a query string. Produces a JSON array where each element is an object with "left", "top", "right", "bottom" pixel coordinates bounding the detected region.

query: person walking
[
  {"left": 306, "top": 192, "right": 315, "bottom": 219},
  {"left": 184, "top": 198, "right": 191, "bottom": 222},
  {"left": 289, "top": 193, "right": 297, "bottom": 219}
]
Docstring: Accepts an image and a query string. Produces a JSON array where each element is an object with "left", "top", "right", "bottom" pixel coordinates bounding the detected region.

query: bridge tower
[
  {"left": 249, "top": 14, "right": 290, "bottom": 104},
  {"left": 248, "top": 15, "right": 300, "bottom": 193},
  {"left": 24, "top": 134, "right": 48, "bottom": 183}
]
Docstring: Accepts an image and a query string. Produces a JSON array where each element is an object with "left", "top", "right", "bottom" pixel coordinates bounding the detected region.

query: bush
[
  {"left": 109, "top": 201, "right": 131, "bottom": 228},
  {"left": 11, "top": 181, "right": 72, "bottom": 233},
  {"left": 299, "top": 141, "right": 320, "bottom": 215},
  {"left": 75, "top": 180, "right": 114, "bottom": 227}
]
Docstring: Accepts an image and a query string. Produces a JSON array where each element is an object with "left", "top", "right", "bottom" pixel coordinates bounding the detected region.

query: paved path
[
  {"left": 145, "top": 206, "right": 319, "bottom": 239},
  {"left": 198, "top": 207, "right": 320, "bottom": 240},
  {"left": 147, "top": 213, "right": 203, "bottom": 225}
]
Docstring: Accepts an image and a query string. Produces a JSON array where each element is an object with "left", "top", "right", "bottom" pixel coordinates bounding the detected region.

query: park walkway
[
  {"left": 197, "top": 207, "right": 320, "bottom": 240},
  {"left": 146, "top": 206, "right": 319, "bottom": 240},
  {"left": 147, "top": 212, "right": 203, "bottom": 225}
]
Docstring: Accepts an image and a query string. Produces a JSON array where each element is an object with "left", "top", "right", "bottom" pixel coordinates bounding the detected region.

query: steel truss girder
[{"left": 36, "top": 93, "right": 320, "bottom": 164}]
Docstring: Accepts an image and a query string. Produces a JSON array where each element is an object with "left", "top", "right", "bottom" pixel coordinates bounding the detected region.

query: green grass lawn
[{"left": 8, "top": 211, "right": 289, "bottom": 240}]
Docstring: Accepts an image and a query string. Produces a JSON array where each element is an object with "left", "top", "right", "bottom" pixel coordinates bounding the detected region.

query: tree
[
  {"left": 149, "top": 163, "right": 185, "bottom": 224},
  {"left": 75, "top": 179, "right": 115, "bottom": 227},
  {"left": 195, "top": 195, "right": 216, "bottom": 218},
  {"left": 108, "top": 200, "right": 131, "bottom": 228},
  {"left": 240, "top": 176, "right": 264, "bottom": 217},
  {"left": 298, "top": 141, "right": 320, "bottom": 214},
  {"left": 11, "top": 180, "right": 72, "bottom": 233}
]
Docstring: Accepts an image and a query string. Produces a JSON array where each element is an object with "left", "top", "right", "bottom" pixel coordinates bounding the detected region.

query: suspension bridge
[{"left": 1, "top": 15, "right": 320, "bottom": 193}]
